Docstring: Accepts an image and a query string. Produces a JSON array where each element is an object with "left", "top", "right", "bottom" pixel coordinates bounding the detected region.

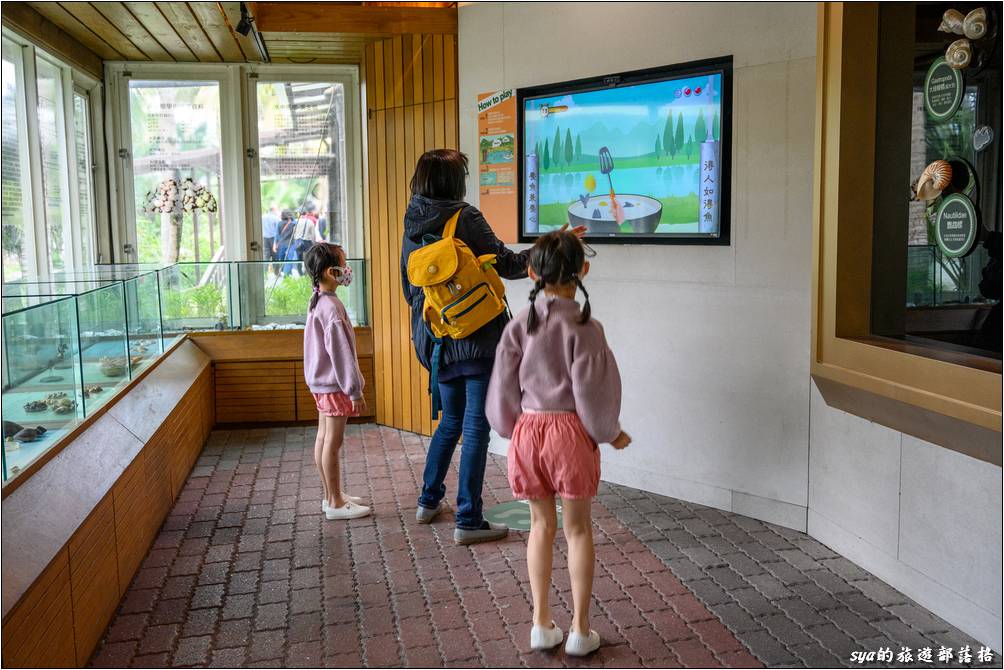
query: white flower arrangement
[{"left": 143, "top": 177, "right": 219, "bottom": 214}]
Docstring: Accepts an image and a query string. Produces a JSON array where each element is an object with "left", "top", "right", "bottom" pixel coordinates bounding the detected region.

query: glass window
[
  {"left": 1, "top": 38, "right": 32, "bottom": 281},
  {"left": 871, "top": 3, "right": 1001, "bottom": 360},
  {"left": 35, "top": 57, "right": 71, "bottom": 274},
  {"left": 256, "top": 80, "right": 348, "bottom": 258},
  {"left": 73, "top": 92, "right": 95, "bottom": 268},
  {"left": 128, "top": 80, "right": 224, "bottom": 265}
]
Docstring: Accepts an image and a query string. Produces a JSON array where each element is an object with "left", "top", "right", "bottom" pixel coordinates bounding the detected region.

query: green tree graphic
[
  {"left": 552, "top": 127, "right": 562, "bottom": 167},
  {"left": 664, "top": 115, "right": 675, "bottom": 159},
  {"left": 712, "top": 109, "right": 720, "bottom": 141},
  {"left": 574, "top": 134, "right": 582, "bottom": 162},
  {"left": 654, "top": 135, "right": 662, "bottom": 158},
  {"left": 564, "top": 128, "right": 573, "bottom": 165},
  {"left": 542, "top": 138, "right": 550, "bottom": 170},
  {"left": 694, "top": 108, "right": 707, "bottom": 143},
  {"left": 674, "top": 112, "right": 685, "bottom": 160}
]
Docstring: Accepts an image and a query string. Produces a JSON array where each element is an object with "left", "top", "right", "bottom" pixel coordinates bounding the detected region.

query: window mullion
[
  {"left": 20, "top": 43, "right": 48, "bottom": 280},
  {"left": 60, "top": 66, "right": 81, "bottom": 273}
]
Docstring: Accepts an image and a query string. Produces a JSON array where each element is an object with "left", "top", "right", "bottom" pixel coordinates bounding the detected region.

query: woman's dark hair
[
  {"left": 303, "top": 242, "right": 346, "bottom": 311},
  {"left": 410, "top": 149, "right": 468, "bottom": 201},
  {"left": 526, "top": 230, "right": 590, "bottom": 334}
]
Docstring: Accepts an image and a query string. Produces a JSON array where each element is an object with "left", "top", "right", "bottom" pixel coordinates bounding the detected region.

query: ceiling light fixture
[{"left": 234, "top": 2, "right": 270, "bottom": 63}]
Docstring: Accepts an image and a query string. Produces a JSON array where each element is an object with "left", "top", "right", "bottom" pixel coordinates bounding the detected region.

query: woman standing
[{"left": 401, "top": 149, "right": 530, "bottom": 545}]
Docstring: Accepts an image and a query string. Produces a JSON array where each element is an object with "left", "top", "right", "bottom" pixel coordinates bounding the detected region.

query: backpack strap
[{"left": 441, "top": 208, "right": 463, "bottom": 240}]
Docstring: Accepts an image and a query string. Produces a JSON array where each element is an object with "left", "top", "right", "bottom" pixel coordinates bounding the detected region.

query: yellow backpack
[{"left": 406, "top": 209, "right": 507, "bottom": 340}]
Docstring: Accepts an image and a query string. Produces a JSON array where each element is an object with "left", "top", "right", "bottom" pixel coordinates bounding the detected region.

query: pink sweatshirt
[
  {"left": 487, "top": 295, "right": 622, "bottom": 444},
  {"left": 303, "top": 292, "right": 365, "bottom": 399}
]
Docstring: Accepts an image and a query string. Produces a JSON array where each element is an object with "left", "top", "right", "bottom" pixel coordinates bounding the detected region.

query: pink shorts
[
  {"left": 507, "top": 411, "right": 600, "bottom": 500},
  {"left": 313, "top": 392, "right": 358, "bottom": 417}
]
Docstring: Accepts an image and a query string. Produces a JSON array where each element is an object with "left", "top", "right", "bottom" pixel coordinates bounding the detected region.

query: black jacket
[{"left": 401, "top": 194, "right": 529, "bottom": 373}]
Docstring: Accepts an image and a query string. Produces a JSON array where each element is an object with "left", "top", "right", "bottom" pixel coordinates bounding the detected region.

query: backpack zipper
[{"left": 441, "top": 282, "right": 489, "bottom": 324}]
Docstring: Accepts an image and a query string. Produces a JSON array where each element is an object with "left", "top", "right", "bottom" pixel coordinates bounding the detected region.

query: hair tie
[{"left": 312, "top": 285, "right": 320, "bottom": 294}]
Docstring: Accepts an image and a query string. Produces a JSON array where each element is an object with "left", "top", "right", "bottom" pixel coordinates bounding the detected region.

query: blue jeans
[{"left": 418, "top": 373, "right": 491, "bottom": 530}]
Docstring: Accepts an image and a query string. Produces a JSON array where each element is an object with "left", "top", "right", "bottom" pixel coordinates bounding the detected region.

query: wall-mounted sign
[
  {"left": 935, "top": 193, "right": 978, "bottom": 257},
  {"left": 924, "top": 57, "right": 963, "bottom": 121},
  {"left": 477, "top": 89, "right": 518, "bottom": 243}
]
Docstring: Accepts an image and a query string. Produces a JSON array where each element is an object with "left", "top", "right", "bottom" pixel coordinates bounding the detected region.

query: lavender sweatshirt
[
  {"left": 487, "top": 295, "right": 622, "bottom": 444},
  {"left": 303, "top": 292, "right": 365, "bottom": 399}
]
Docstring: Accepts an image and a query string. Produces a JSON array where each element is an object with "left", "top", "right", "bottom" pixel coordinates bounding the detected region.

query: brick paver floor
[{"left": 90, "top": 425, "right": 998, "bottom": 668}]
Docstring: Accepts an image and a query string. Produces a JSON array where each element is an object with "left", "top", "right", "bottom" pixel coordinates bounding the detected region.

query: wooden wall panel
[
  {"left": 364, "top": 32, "right": 457, "bottom": 436},
  {"left": 68, "top": 496, "right": 119, "bottom": 665},
  {"left": 0, "top": 550, "right": 75, "bottom": 668}
]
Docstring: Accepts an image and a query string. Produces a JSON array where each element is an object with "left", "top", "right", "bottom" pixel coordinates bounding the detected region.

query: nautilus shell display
[
  {"left": 945, "top": 39, "right": 972, "bottom": 69},
  {"left": 940, "top": 8, "right": 988, "bottom": 40},
  {"left": 913, "top": 160, "right": 953, "bottom": 202}
]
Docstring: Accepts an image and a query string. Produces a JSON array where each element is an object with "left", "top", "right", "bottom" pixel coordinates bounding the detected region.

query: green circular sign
[
  {"left": 935, "top": 193, "right": 978, "bottom": 258},
  {"left": 483, "top": 500, "right": 563, "bottom": 531},
  {"left": 924, "top": 57, "right": 963, "bottom": 121}
]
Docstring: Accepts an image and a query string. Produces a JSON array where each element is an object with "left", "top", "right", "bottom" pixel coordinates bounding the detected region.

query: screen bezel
[{"left": 516, "top": 55, "right": 733, "bottom": 245}]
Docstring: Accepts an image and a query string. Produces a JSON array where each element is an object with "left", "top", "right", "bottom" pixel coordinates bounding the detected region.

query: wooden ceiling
[
  {"left": 23, "top": 2, "right": 262, "bottom": 63},
  {"left": 2, "top": 2, "right": 457, "bottom": 67}
]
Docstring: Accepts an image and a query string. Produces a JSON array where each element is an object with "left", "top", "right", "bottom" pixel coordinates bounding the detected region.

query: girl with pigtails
[
  {"left": 487, "top": 229, "right": 631, "bottom": 657},
  {"left": 302, "top": 242, "right": 371, "bottom": 520}
]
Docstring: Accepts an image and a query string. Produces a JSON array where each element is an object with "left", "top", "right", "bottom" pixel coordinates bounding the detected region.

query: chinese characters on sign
[
  {"left": 849, "top": 645, "right": 996, "bottom": 666},
  {"left": 698, "top": 106, "right": 720, "bottom": 235}
]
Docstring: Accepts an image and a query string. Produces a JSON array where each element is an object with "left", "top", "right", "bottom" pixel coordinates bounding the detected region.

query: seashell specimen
[
  {"left": 946, "top": 39, "right": 972, "bottom": 69},
  {"left": 13, "top": 426, "right": 46, "bottom": 442},
  {"left": 914, "top": 160, "right": 953, "bottom": 201},
  {"left": 4, "top": 421, "right": 24, "bottom": 439},
  {"left": 10, "top": 465, "right": 21, "bottom": 475},
  {"left": 99, "top": 356, "right": 128, "bottom": 378},
  {"left": 973, "top": 125, "right": 994, "bottom": 152},
  {"left": 131, "top": 355, "right": 145, "bottom": 367},
  {"left": 24, "top": 400, "right": 48, "bottom": 413},
  {"left": 5, "top": 438, "right": 20, "bottom": 452},
  {"left": 45, "top": 391, "right": 68, "bottom": 405},
  {"left": 939, "top": 8, "right": 965, "bottom": 34},
  {"left": 964, "top": 7, "right": 988, "bottom": 40},
  {"left": 83, "top": 384, "right": 104, "bottom": 398},
  {"left": 51, "top": 398, "right": 76, "bottom": 414}
]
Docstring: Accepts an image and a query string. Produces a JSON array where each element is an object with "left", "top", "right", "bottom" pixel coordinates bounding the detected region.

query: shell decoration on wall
[
  {"left": 940, "top": 7, "right": 988, "bottom": 40},
  {"left": 939, "top": 8, "right": 966, "bottom": 34},
  {"left": 945, "top": 39, "right": 973, "bottom": 69},
  {"left": 913, "top": 160, "right": 953, "bottom": 202},
  {"left": 143, "top": 178, "right": 219, "bottom": 215}
]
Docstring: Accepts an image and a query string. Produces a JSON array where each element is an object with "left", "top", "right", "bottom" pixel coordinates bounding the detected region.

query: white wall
[
  {"left": 459, "top": 2, "right": 818, "bottom": 530},
  {"left": 809, "top": 382, "right": 1003, "bottom": 651}
]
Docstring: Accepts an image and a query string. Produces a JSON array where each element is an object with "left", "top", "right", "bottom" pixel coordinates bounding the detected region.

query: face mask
[{"left": 334, "top": 265, "right": 353, "bottom": 287}]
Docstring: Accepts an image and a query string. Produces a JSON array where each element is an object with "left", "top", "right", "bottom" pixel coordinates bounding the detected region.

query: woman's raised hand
[{"left": 558, "top": 220, "right": 588, "bottom": 240}]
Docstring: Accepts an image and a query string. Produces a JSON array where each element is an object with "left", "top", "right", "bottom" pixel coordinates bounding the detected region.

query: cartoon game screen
[{"left": 519, "top": 60, "right": 731, "bottom": 243}]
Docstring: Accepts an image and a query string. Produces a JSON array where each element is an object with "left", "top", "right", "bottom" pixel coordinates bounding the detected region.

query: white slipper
[
  {"left": 325, "top": 500, "right": 371, "bottom": 520},
  {"left": 321, "top": 495, "right": 364, "bottom": 512},
  {"left": 564, "top": 629, "right": 600, "bottom": 656},
  {"left": 530, "top": 622, "right": 563, "bottom": 650}
]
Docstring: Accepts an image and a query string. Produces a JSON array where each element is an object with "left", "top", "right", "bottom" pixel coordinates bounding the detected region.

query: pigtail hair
[
  {"left": 573, "top": 275, "right": 591, "bottom": 325},
  {"left": 526, "top": 278, "right": 545, "bottom": 334},
  {"left": 308, "top": 281, "right": 321, "bottom": 312}
]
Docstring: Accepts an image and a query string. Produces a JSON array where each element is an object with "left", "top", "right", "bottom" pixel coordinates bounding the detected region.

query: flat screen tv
[{"left": 518, "top": 56, "right": 732, "bottom": 244}]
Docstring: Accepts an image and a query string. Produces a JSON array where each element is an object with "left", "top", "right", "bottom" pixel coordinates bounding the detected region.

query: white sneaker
[
  {"left": 530, "top": 622, "right": 563, "bottom": 650},
  {"left": 564, "top": 629, "right": 600, "bottom": 656},
  {"left": 321, "top": 495, "right": 364, "bottom": 512},
  {"left": 324, "top": 500, "right": 371, "bottom": 520}
]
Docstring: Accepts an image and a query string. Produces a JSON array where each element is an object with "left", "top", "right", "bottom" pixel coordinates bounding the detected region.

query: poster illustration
[{"left": 477, "top": 89, "right": 518, "bottom": 242}]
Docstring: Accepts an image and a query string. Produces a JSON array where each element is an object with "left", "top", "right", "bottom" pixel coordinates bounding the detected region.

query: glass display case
[
  {"left": 2, "top": 297, "right": 84, "bottom": 482},
  {"left": 1, "top": 258, "right": 369, "bottom": 484}
]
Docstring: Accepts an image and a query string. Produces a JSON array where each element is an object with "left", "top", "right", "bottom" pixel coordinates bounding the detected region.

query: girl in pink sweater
[
  {"left": 303, "top": 243, "right": 371, "bottom": 520},
  {"left": 487, "top": 230, "right": 631, "bottom": 656}
]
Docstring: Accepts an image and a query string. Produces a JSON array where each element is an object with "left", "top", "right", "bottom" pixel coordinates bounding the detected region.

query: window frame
[
  {"left": 0, "top": 28, "right": 104, "bottom": 278},
  {"left": 104, "top": 61, "right": 363, "bottom": 264},
  {"left": 812, "top": 3, "right": 1001, "bottom": 464},
  {"left": 104, "top": 61, "right": 246, "bottom": 265},
  {"left": 242, "top": 63, "right": 364, "bottom": 259}
]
